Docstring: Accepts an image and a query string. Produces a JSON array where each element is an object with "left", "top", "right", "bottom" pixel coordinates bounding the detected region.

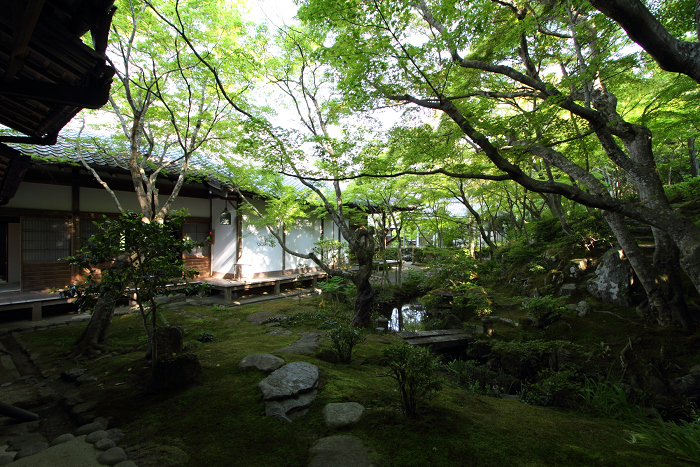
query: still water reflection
[{"left": 389, "top": 303, "right": 424, "bottom": 332}]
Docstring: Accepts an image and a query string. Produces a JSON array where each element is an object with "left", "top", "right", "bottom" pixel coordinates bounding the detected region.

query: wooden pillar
[{"left": 31, "top": 302, "right": 42, "bottom": 321}]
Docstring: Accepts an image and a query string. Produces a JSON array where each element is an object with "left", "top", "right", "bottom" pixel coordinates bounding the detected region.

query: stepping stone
[
  {"left": 50, "top": 433, "right": 75, "bottom": 446},
  {"left": 258, "top": 362, "right": 319, "bottom": 400},
  {"left": 258, "top": 362, "right": 319, "bottom": 422},
  {"left": 273, "top": 332, "right": 322, "bottom": 355},
  {"left": 238, "top": 354, "right": 285, "bottom": 373},
  {"left": 98, "top": 446, "right": 128, "bottom": 466},
  {"left": 265, "top": 390, "right": 318, "bottom": 423},
  {"left": 308, "top": 436, "right": 372, "bottom": 467},
  {"left": 247, "top": 312, "right": 288, "bottom": 324},
  {"left": 322, "top": 402, "right": 365, "bottom": 428}
]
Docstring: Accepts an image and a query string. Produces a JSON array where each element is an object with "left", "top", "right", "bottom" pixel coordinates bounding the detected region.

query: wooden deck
[
  {"left": 0, "top": 291, "right": 75, "bottom": 321},
  {"left": 205, "top": 272, "right": 326, "bottom": 304},
  {"left": 0, "top": 271, "right": 328, "bottom": 321}
]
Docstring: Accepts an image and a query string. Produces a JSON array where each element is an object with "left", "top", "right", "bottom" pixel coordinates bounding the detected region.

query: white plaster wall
[
  {"left": 80, "top": 187, "right": 209, "bottom": 217},
  {"left": 5, "top": 182, "right": 71, "bottom": 211},
  {"left": 285, "top": 217, "right": 319, "bottom": 269},
  {"left": 241, "top": 199, "right": 282, "bottom": 275},
  {"left": 210, "top": 198, "right": 238, "bottom": 276}
]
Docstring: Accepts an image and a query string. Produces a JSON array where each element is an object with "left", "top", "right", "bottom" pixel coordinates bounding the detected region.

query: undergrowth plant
[
  {"left": 630, "top": 415, "right": 700, "bottom": 464},
  {"left": 327, "top": 324, "right": 366, "bottom": 363},
  {"left": 580, "top": 374, "right": 644, "bottom": 421},
  {"left": 380, "top": 342, "right": 443, "bottom": 417}
]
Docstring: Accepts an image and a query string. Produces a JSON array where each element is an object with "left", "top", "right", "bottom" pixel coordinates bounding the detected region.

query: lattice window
[
  {"left": 22, "top": 218, "right": 71, "bottom": 263},
  {"left": 184, "top": 223, "right": 210, "bottom": 256},
  {"left": 79, "top": 218, "right": 101, "bottom": 243}
]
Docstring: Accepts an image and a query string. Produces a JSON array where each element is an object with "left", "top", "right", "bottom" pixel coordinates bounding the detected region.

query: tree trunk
[
  {"left": 70, "top": 284, "right": 119, "bottom": 357},
  {"left": 70, "top": 258, "right": 128, "bottom": 357},
  {"left": 603, "top": 212, "right": 692, "bottom": 328},
  {"left": 543, "top": 193, "right": 575, "bottom": 236},
  {"left": 350, "top": 227, "right": 376, "bottom": 327}
]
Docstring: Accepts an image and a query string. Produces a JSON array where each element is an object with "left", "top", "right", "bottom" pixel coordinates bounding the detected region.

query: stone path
[
  {"left": 308, "top": 436, "right": 373, "bottom": 467},
  {"left": 273, "top": 332, "right": 323, "bottom": 356}
]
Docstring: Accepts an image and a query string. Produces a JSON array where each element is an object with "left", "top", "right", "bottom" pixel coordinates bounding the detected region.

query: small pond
[{"left": 388, "top": 303, "right": 425, "bottom": 332}]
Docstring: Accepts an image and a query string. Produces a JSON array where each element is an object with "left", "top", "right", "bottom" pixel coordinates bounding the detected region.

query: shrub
[
  {"left": 327, "top": 324, "right": 366, "bottom": 363},
  {"left": 521, "top": 295, "right": 567, "bottom": 327},
  {"left": 380, "top": 342, "right": 442, "bottom": 417},
  {"left": 523, "top": 369, "right": 579, "bottom": 407},
  {"left": 318, "top": 276, "right": 356, "bottom": 308},
  {"left": 665, "top": 177, "right": 700, "bottom": 203},
  {"left": 196, "top": 332, "right": 214, "bottom": 342},
  {"left": 443, "top": 359, "right": 519, "bottom": 396}
]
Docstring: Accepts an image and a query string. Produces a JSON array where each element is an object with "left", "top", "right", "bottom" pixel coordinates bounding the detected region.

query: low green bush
[
  {"left": 521, "top": 295, "right": 567, "bottom": 327},
  {"left": 665, "top": 177, "right": 700, "bottom": 203},
  {"left": 379, "top": 342, "right": 442, "bottom": 417},
  {"left": 523, "top": 369, "right": 579, "bottom": 407},
  {"left": 326, "top": 324, "right": 366, "bottom": 363},
  {"left": 443, "top": 359, "right": 519, "bottom": 396}
]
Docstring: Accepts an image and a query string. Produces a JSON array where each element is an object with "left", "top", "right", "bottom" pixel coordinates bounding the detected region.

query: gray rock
[
  {"left": 238, "top": 354, "right": 285, "bottom": 373},
  {"left": 94, "top": 416, "right": 111, "bottom": 430},
  {"left": 98, "top": 446, "right": 128, "bottom": 466},
  {"left": 576, "top": 301, "right": 592, "bottom": 317},
  {"left": 50, "top": 433, "right": 75, "bottom": 446},
  {"left": 586, "top": 248, "right": 634, "bottom": 306},
  {"left": 670, "top": 374, "right": 700, "bottom": 396},
  {"left": 7, "top": 432, "right": 47, "bottom": 452},
  {"left": 322, "top": 402, "right": 365, "bottom": 428},
  {"left": 258, "top": 362, "right": 319, "bottom": 400},
  {"left": 107, "top": 428, "right": 125, "bottom": 445},
  {"left": 14, "top": 441, "right": 49, "bottom": 459},
  {"left": 308, "top": 436, "right": 371, "bottom": 467},
  {"left": 264, "top": 390, "right": 318, "bottom": 422},
  {"left": 95, "top": 438, "right": 117, "bottom": 451},
  {"left": 690, "top": 364, "right": 700, "bottom": 375},
  {"left": 76, "top": 421, "right": 107, "bottom": 436},
  {"left": 147, "top": 352, "right": 202, "bottom": 393},
  {"left": 146, "top": 326, "right": 184, "bottom": 359},
  {"left": 61, "top": 367, "right": 86, "bottom": 382},
  {"left": 86, "top": 430, "right": 109, "bottom": 443},
  {"left": 114, "top": 462, "right": 138, "bottom": 467},
  {"left": 77, "top": 412, "right": 97, "bottom": 426},
  {"left": 559, "top": 283, "right": 577, "bottom": 296},
  {"left": 72, "top": 400, "right": 97, "bottom": 415},
  {"left": 0, "top": 454, "right": 13, "bottom": 466},
  {"left": 76, "top": 374, "right": 98, "bottom": 384}
]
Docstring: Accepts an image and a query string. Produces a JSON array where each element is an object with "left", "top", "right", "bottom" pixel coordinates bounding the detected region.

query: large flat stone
[
  {"left": 308, "top": 436, "right": 372, "bottom": 467},
  {"left": 264, "top": 390, "right": 318, "bottom": 423},
  {"left": 322, "top": 402, "right": 365, "bottom": 428},
  {"left": 258, "top": 362, "right": 319, "bottom": 401},
  {"left": 238, "top": 354, "right": 285, "bottom": 373}
]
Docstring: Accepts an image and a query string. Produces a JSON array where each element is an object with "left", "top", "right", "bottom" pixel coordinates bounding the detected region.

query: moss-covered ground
[{"left": 20, "top": 296, "right": 689, "bottom": 467}]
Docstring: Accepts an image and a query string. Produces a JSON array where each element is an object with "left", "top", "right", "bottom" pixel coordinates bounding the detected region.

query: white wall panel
[
  {"left": 285, "top": 217, "right": 318, "bottom": 269},
  {"left": 211, "top": 198, "right": 237, "bottom": 276},
  {"left": 5, "top": 182, "right": 71, "bottom": 211},
  {"left": 80, "top": 187, "right": 209, "bottom": 216}
]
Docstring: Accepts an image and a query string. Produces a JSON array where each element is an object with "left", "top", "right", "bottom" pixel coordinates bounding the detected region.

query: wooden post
[{"left": 31, "top": 302, "right": 41, "bottom": 321}]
